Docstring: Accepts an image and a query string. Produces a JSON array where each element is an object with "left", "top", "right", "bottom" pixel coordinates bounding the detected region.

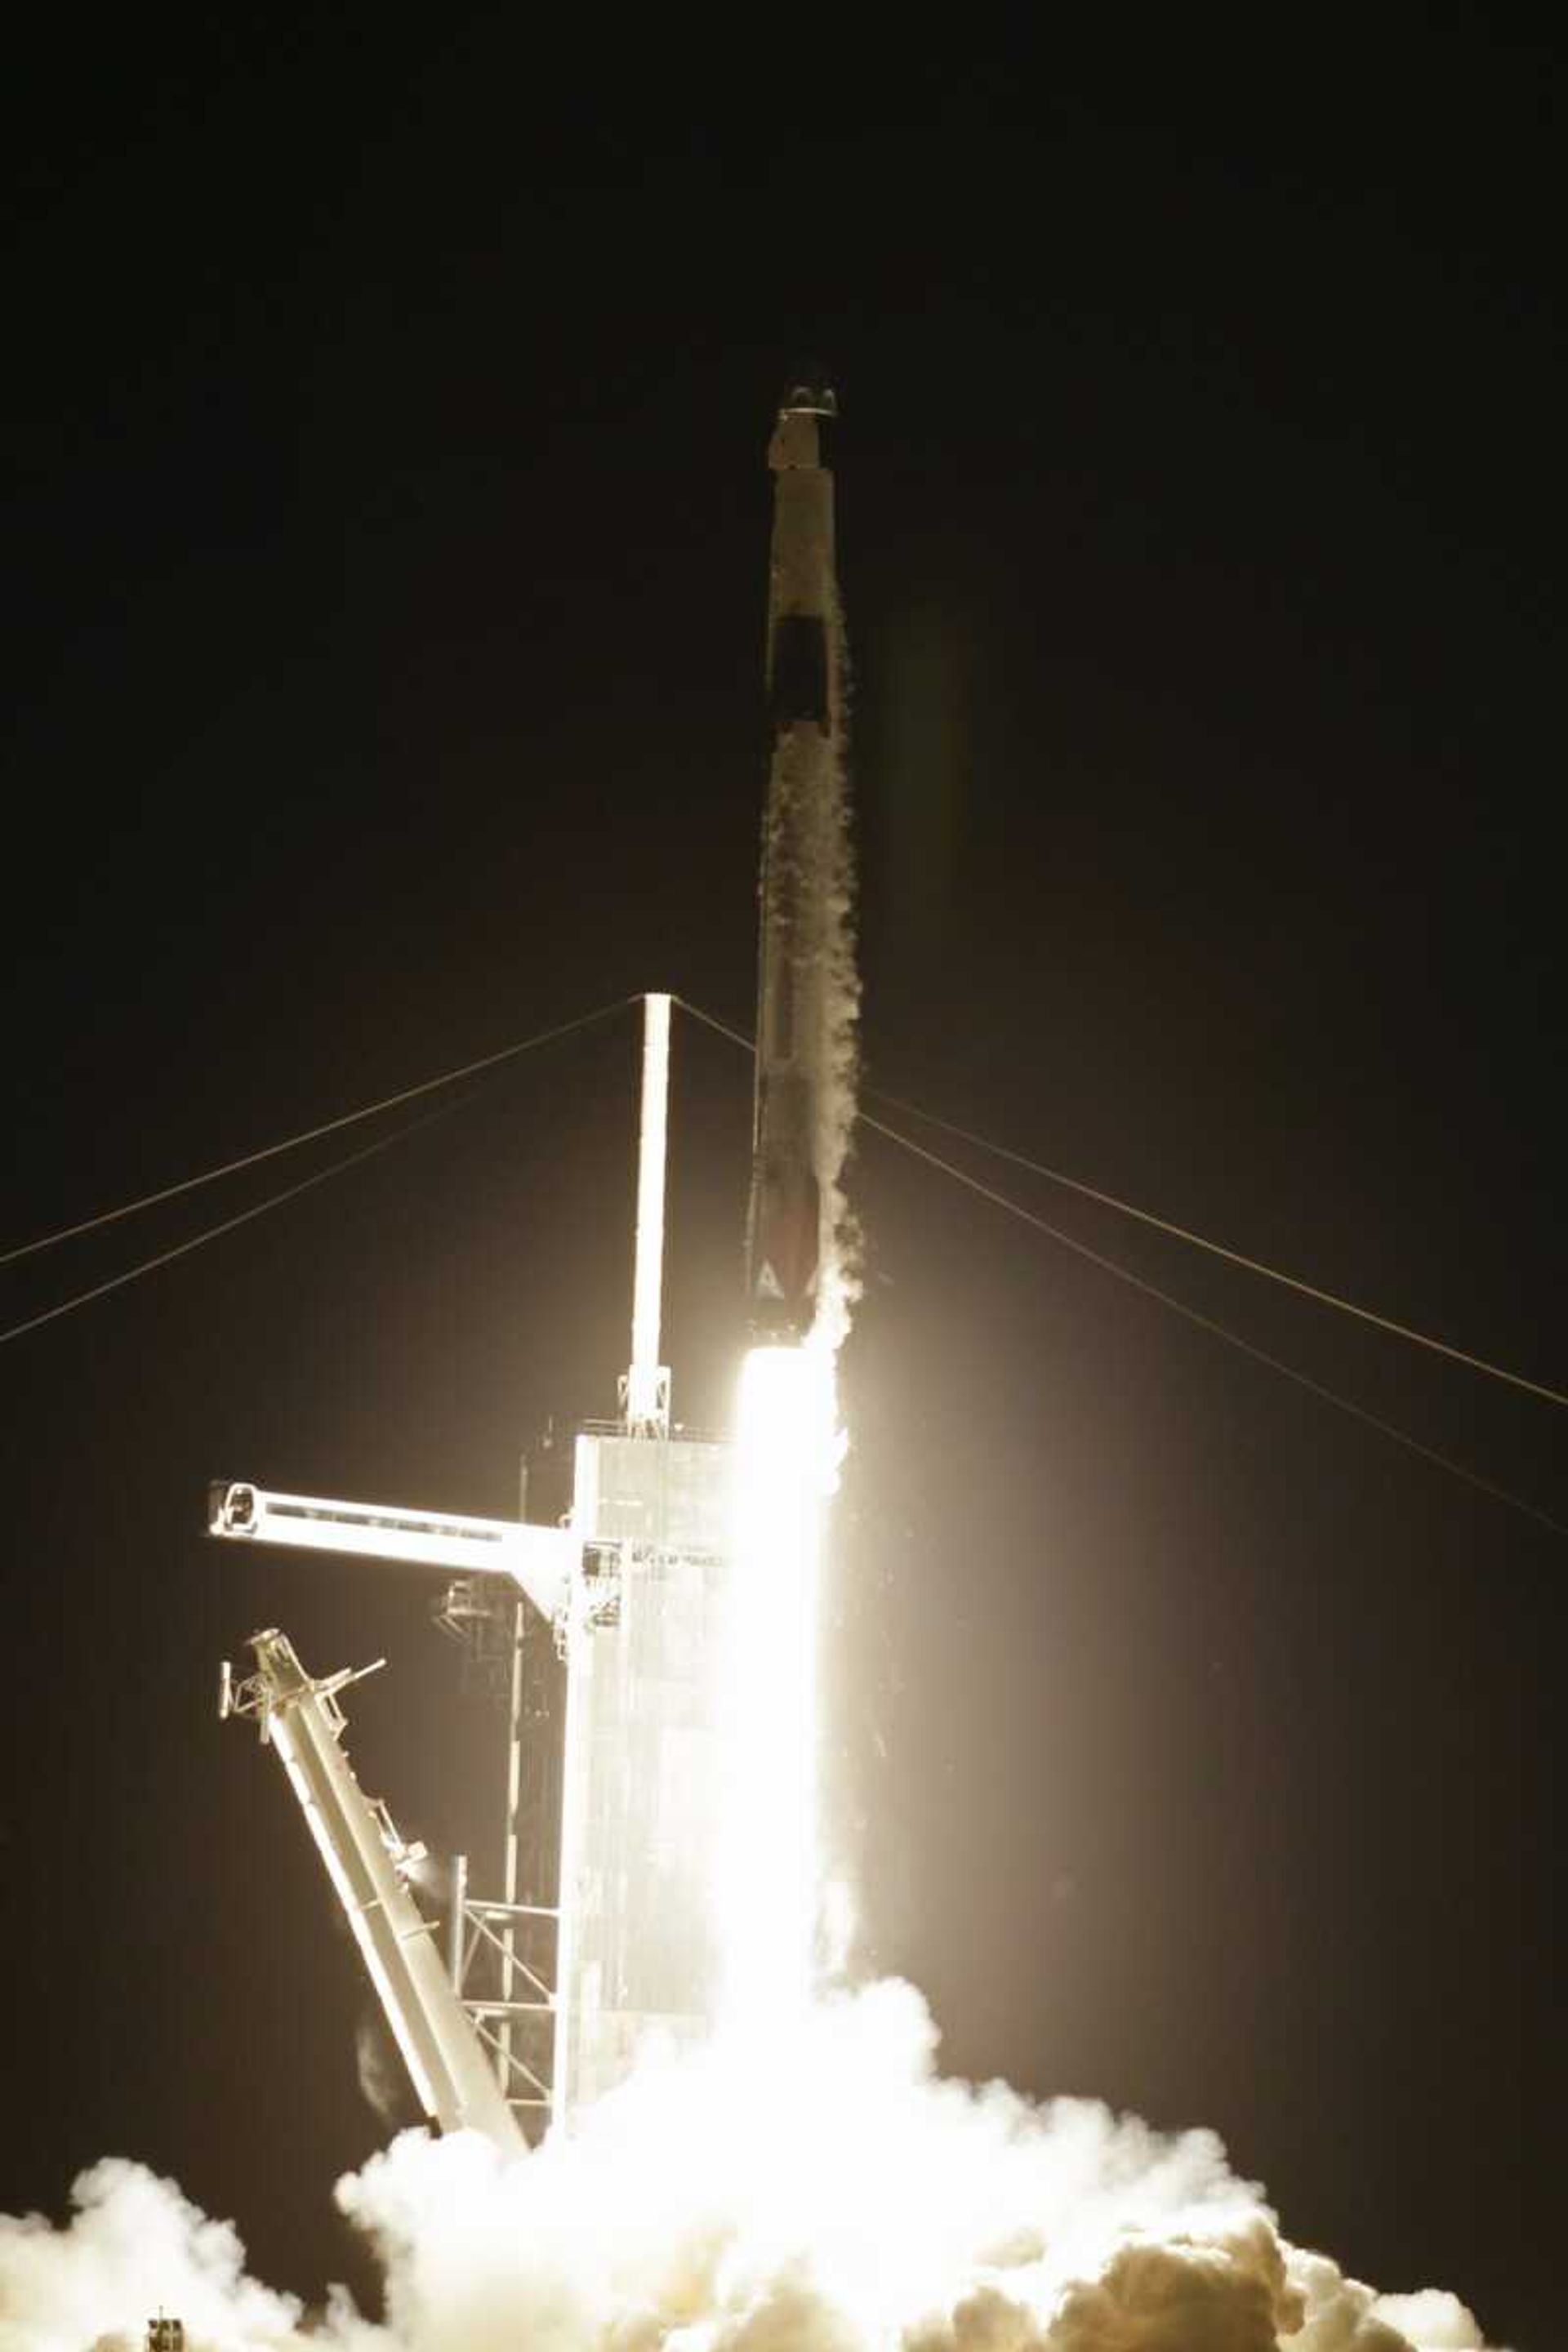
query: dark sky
[{"left": 3, "top": 24, "right": 1564, "bottom": 2350}]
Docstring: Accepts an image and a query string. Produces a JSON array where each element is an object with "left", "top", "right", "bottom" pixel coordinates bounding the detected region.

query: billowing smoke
[
  {"left": 0, "top": 2157, "right": 305, "bottom": 2350},
  {"left": 354, "top": 2013, "right": 411, "bottom": 2136},
  {"left": 813, "top": 586, "right": 860, "bottom": 1356},
  {"left": 1, "top": 1981, "right": 1503, "bottom": 2352}
]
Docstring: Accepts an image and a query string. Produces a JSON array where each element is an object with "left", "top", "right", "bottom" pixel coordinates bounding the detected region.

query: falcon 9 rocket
[{"left": 745, "top": 372, "right": 844, "bottom": 1342}]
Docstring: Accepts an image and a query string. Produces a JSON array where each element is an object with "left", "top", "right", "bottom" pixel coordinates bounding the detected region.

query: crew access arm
[{"left": 221, "top": 1628, "right": 523, "bottom": 2153}]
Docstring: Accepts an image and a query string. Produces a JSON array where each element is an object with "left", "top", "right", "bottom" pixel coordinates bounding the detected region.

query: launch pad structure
[
  {"left": 212, "top": 371, "right": 847, "bottom": 2149},
  {"left": 215, "top": 990, "right": 733, "bottom": 2144}
]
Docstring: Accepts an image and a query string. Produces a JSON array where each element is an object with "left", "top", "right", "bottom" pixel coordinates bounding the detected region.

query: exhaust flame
[{"left": 715, "top": 1337, "right": 840, "bottom": 2037}]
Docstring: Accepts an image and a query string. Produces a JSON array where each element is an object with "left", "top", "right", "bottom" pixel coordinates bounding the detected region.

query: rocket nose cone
[{"left": 780, "top": 365, "right": 837, "bottom": 418}]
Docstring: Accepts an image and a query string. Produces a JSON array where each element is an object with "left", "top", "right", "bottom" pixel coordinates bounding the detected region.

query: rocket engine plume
[{"left": 716, "top": 1337, "right": 839, "bottom": 2035}]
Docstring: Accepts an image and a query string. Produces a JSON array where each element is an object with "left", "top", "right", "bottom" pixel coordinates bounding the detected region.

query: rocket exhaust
[{"left": 745, "top": 372, "right": 845, "bottom": 1343}]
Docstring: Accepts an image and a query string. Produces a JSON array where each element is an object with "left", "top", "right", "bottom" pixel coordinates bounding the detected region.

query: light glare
[{"left": 715, "top": 1339, "right": 839, "bottom": 2036}]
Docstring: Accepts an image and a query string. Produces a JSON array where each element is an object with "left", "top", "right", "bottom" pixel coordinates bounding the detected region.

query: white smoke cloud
[
  {"left": 1, "top": 1980, "right": 1499, "bottom": 2352},
  {"left": 354, "top": 2015, "right": 408, "bottom": 2134},
  {"left": 0, "top": 2157, "right": 304, "bottom": 2352},
  {"left": 336, "top": 1980, "right": 1508, "bottom": 2352}
]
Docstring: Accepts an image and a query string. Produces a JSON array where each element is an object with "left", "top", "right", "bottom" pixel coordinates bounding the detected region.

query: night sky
[{"left": 4, "top": 26, "right": 1563, "bottom": 2351}]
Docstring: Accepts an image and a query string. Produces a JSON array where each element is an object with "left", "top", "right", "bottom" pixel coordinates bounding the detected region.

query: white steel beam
[
  {"left": 621, "top": 991, "right": 672, "bottom": 1433},
  {"left": 222, "top": 1628, "right": 523, "bottom": 2152},
  {"left": 209, "top": 1481, "right": 576, "bottom": 1624}
]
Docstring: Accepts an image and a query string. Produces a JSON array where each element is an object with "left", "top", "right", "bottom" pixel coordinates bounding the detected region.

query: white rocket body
[{"left": 746, "top": 377, "right": 843, "bottom": 1340}]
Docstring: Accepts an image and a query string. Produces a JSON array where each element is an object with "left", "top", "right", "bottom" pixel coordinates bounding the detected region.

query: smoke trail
[
  {"left": 355, "top": 2014, "right": 412, "bottom": 2135},
  {"left": 814, "top": 585, "right": 861, "bottom": 1354},
  {"left": 0, "top": 1982, "right": 1505, "bottom": 2351}
]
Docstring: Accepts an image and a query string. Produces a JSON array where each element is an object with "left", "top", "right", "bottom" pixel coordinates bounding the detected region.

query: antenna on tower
[{"left": 621, "top": 992, "right": 672, "bottom": 1434}]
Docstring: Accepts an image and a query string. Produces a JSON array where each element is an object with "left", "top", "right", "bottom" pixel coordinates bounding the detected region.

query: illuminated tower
[
  {"left": 550, "top": 994, "right": 733, "bottom": 2111},
  {"left": 214, "top": 996, "right": 734, "bottom": 2131}
]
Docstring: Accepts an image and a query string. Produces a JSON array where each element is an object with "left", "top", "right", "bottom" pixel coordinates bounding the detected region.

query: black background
[{"left": 3, "top": 23, "right": 1563, "bottom": 2350}]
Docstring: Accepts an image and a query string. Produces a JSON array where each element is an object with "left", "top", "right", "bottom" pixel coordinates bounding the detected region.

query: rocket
[{"left": 746, "top": 372, "right": 843, "bottom": 1342}]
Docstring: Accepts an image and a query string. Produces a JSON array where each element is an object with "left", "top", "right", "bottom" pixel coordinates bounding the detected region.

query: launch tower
[
  {"left": 212, "top": 995, "right": 733, "bottom": 2132},
  {"left": 212, "top": 373, "right": 845, "bottom": 2136}
]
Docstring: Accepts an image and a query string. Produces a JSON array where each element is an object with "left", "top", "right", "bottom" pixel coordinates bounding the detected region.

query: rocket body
[{"left": 746, "top": 376, "right": 843, "bottom": 1342}]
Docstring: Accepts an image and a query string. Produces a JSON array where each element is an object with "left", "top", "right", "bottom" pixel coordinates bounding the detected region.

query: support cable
[
  {"left": 0, "top": 1095, "right": 477, "bottom": 1349},
  {"left": 859, "top": 1114, "right": 1566, "bottom": 1539},
  {"left": 1, "top": 996, "right": 635, "bottom": 1269},
  {"left": 673, "top": 996, "right": 1562, "bottom": 1413},
  {"left": 675, "top": 997, "right": 1565, "bottom": 1539},
  {"left": 865, "top": 1085, "right": 1567, "bottom": 1413}
]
